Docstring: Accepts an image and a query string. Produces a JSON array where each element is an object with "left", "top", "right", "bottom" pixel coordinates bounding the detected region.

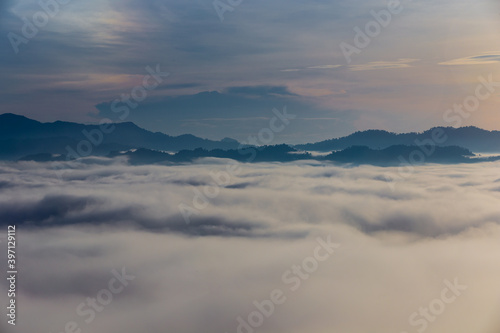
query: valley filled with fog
[{"left": 1, "top": 158, "right": 500, "bottom": 333}]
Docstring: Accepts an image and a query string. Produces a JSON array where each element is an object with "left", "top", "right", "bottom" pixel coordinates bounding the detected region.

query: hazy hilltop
[
  {"left": 295, "top": 127, "right": 500, "bottom": 153},
  {"left": 0, "top": 113, "right": 241, "bottom": 160}
]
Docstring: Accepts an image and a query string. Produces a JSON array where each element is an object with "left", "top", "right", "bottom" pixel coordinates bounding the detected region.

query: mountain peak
[
  {"left": 295, "top": 126, "right": 500, "bottom": 153},
  {"left": 0, "top": 113, "right": 42, "bottom": 129},
  {"left": 0, "top": 113, "right": 38, "bottom": 121}
]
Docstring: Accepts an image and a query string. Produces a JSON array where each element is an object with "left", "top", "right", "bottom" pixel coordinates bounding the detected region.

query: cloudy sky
[
  {"left": 1, "top": 0, "right": 500, "bottom": 142},
  {"left": 3, "top": 3, "right": 500, "bottom": 332}
]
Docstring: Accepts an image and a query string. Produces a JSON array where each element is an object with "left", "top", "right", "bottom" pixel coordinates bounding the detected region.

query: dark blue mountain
[
  {"left": 102, "top": 144, "right": 492, "bottom": 166},
  {"left": 295, "top": 127, "right": 500, "bottom": 153},
  {"left": 0, "top": 113, "right": 242, "bottom": 160},
  {"left": 324, "top": 145, "right": 477, "bottom": 165},
  {"left": 108, "top": 145, "right": 312, "bottom": 165},
  {"left": 3, "top": 113, "right": 500, "bottom": 165}
]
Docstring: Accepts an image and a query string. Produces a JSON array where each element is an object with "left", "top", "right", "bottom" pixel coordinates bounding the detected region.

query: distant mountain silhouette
[
  {"left": 0, "top": 113, "right": 242, "bottom": 160},
  {"left": 325, "top": 145, "right": 479, "bottom": 165},
  {"left": 3, "top": 113, "right": 500, "bottom": 165},
  {"left": 295, "top": 127, "right": 500, "bottom": 153},
  {"left": 99, "top": 145, "right": 493, "bottom": 166},
  {"left": 108, "top": 145, "right": 312, "bottom": 165}
]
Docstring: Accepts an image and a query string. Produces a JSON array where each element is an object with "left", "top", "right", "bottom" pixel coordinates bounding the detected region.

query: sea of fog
[{"left": 0, "top": 158, "right": 499, "bottom": 333}]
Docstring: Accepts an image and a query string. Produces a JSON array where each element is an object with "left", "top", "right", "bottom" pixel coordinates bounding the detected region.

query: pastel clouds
[
  {"left": 439, "top": 52, "right": 500, "bottom": 66},
  {"left": 349, "top": 58, "right": 420, "bottom": 71}
]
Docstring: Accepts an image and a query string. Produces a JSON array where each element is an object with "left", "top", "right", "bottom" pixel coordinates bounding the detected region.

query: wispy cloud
[
  {"left": 439, "top": 53, "right": 500, "bottom": 66},
  {"left": 307, "top": 65, "right": 343, "bottom": 69},
  {"left": 280, "top": 65, "right": 343, "bottom": 72},
  {"left": 349, "top": 59, "right": 419, "bottom": 71}
]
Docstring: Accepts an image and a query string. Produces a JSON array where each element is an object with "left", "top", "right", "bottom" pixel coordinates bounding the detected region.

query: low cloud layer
[{"left": 1, "top": 158, "right": 500, "bottom": 333}]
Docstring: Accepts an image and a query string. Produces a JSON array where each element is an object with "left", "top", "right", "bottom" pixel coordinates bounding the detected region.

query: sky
[
  {"left": 1, "top": 0, "right": 500, "bottom": 143},
  {"left": 2, "top": 3, "right": 500, "bottom": 331},
  {"left": 1, "top": 158, "right": 500, "bottom": 333}
]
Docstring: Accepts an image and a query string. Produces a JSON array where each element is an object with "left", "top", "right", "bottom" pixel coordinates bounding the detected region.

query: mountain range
[
  {"left": 0, "top": 113, "right": 241, "bottom": 160},
  {"left": 66, "top": 144, "right": 497, "bottom": 166},
  {"left": 1, "top": 113, "right": 500, "bottom": 165},
  {"left": 295, "top": 127, "right": 500, "bottom": 152}
]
